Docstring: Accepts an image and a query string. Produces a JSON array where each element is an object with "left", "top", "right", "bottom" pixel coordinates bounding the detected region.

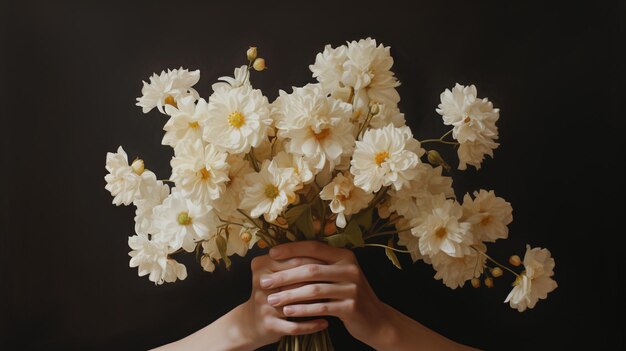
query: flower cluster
[{"left": 105, "top": 39, "right": 556, "bottom": 313}]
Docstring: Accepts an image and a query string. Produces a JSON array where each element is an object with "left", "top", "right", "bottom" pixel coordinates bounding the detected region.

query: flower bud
[
  {"left": 484, "top": 277, "right": 494, "bottom": 288},
  {"left": 275, "top": 216, "right": 288, "bottom": 228},
  {"left": 253, "top": 58, "right": 267, "bottom": 71},
  {"left": 240, "top": 231, "right": 252, "bottom": 244},
  {"left": 131, "top": 158, "right": 145, "bottom": 175},
  {"left": 509, "top": 255, "right": 522, "bottom": 267},
  {"left": 369, "top": 103, "right": 380, "bottom": 116},
  {"left": 491, "top": 267, "right": 503, "bottom": 278},
  {"left": 257, "top": 239, "right": 268, "bottom": 249},
  {"left": 246, "top": 47, "right": 257, "bottom": 61},
  {"left": 324, "top": 221, "right": 337, "bottom": 236},
  {"left": 471, "top": 278, "right": 481, "bottom": 288},
  {"left": 426, "top": 150, "right": 451, "bottom": 171}
]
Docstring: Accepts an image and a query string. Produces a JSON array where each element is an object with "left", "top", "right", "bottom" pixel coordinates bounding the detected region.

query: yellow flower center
[
  {"left": 199, "top": 168, "right": 211, "bottom": 180},
  {"left": 435, "top": 227, "right": 447, "bottom": 238},
  {"left": 512, "top": 272, "right": 526, "bottom": 286},
  {"left": 177, "top": 211, "right": 192, "bottom": 225},
  {"left": 374, "top": 151, "right": 389, "bottom": 165},
  {"left": 164, "top": 95, "right": 177, "bottom": 108},
  {"left": 480, "top": 215, "right": 492, "bottom": 226},
  {"left": 264, "top": 184, "right": 280, "bottom": 199},
  {"left": 311, "top": 127, "right": 330, "bottom": 141},
  {"left": 228, "top": 111, "right": 245, "bottom": 128},
  {"left": 188, "top": 121, "right": 200, "bottom": 129}
]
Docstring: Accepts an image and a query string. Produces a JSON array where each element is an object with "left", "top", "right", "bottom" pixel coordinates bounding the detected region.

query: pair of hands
[{"left": 241, "top": 240, "right": 391, "bottom": 350}]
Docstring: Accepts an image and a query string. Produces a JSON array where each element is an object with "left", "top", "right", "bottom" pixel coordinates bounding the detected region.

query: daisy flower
[
  {"left": 211, "top": 154, "right": 254, "bottom": 216},
  {"left": 212, "top": 65, "right": 251, "bottom": 93},
  {"left": 462, "top": 189, "right": 513, "bottom": 242},
  {"left": 133, "top": 179, "right": 170, "bottom": 236},
  {"left": 505, "top": 245, "right": 558, "bottom": 312},
  {"left": 162, "top": 96, "right": 209, "bottom": 147},
  {"left": 431, "top": 243, "right": 486, "bottom": 289},
  {"left": 128, "top": 234, "right": 187, "bottom": 285},
  {"left": 319, "top": 172, "right": 374, "bottom": 228},
  {"left": 350, "top": 124, "right": 423, "bottom": 193},
  {"left": 104, "top": 146, "right": 156, "bottom": 206},
  {"left": 136, "top": 67, "right": 200, "bottom": 114},
  {"left": 309, "top": 44, "right": 348, "bottom": 94}
]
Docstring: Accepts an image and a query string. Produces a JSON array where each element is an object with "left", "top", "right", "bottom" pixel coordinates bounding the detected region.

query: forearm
[
  {"left": 151, "top": 303, "right": 258, "bottom": 351},
  {"left": 369, "top": 303, "right": 480, "bottom": 351}
]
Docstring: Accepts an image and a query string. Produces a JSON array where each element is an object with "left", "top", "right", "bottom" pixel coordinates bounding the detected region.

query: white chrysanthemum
[
  {"left": 212, "top": 65, "right": 251, "bottom": 92},
  {"left": 240, "top": 160, "right": 299, "bottom": 222},
  {"left": 203, "top": 85, "right": 272, "bottom": 154},
  {"left": 136, "top": 67, "right": 200, "bottom": 114},
  {"left": 396, "top": 216, "right": 427, "bottom": 263},
  {"left": 170, "top": 140, "right": 230, "bottom": 204},
  {"left": 151, "top": 191, "right": 219, "bottom": 252},
  {"left": 505, "top": 245, "right": 558, "bottom": 312},
  {"left": 273, "top": 84, "right": 355, "bottom": 170},
  {"left": 319, "top": 172, "right": 374, "bottom": 228},
  {"left": 388, "top": 164, "right": 454, "bottom": 219},
  {"left": 200, "top": 226, "right": 249, "bottom": 272},
  {"left": 412, "top": 195, "right": 473, "bottom": 258},
  {"left": 105, "top": 146, "right": 156, "bottom": 206},
  {"left": 462, "top": 189, "right": 513, "bottom": 242},
  {"left": 368, "top": 104, "right": 406, "bottom": 129},
  {"left": 436, "top": 84, "right": 500, "bottom": 170},
  {"left": 162, "top": 97, "right": 209, "bottom": 147},
  {"left": 273, "top": 151, "right": 315, "bottom": 187},
  {"left": 211, "top": 154, "right": 255, "bottom": 216},
  {"left": 128, "top": 234, "right": 187, "bottom": 285},
  {"left": 431, "top": 243, "right": 486, "bottom": 289},
  {"left": 341, "top": 38, "right": 400, "bottom": 109},
  {"left": 310, "top": 44, "right": 348, "bottom": 94},
  {"left": 134, "top": 180, "right": 170, "bottom": 236},
  {"left": 351, "top": 124, "right": 423, "bottom": 193}
]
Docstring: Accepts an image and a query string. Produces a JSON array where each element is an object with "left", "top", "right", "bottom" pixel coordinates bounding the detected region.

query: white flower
[
  {"left": 436, "top": 84, "right": 500, "bottom": 170},
  {"left": 350, "top": 124, "right": 423, "bottom": 193},
  {"left": 273, "top": 84, "right": 355, "bottom": 170},
  {"left": 212, "top": 65, "right": 251, "bottom": 92},
  {"left": 134, "top": 180, "right": 170, "bottom": 236},
  {"left": 462, "top": 189, "right": 513, "bottom": 242},
  {"left": 151, "top": 191, "right": 219, "bottom": 252},
  {"left": 162, "top": 97, "right": 209, "bottom": 147},
  {"left": 240, "top": 160, "right": 299, "bottom": 222},
  {"left": 170, "top": 140, "right": 230, "bottom": 204},
  {"left": 341, "top": 38, "right": 400, "bottom": 108},
  {"left": 105, "top": 146, "right": 156, "bottom": 206},
  {"left": 211, "top": 154, "right": 254, "bottom": 216},
  {"left": 412, "top": 194, "right": 473, "bottom": 258},
  {"left": 396, "top": 217, "right": 427, "bottom": 263},
  {"left": 505, "top": 245, "right": 558, "bottom": 312},
  {"left": 136, "top": 67, "right": 200, "bottom": 114},
  {"left": 203, "top": 85, "right": 272, "bottom": 153},
  {"left": 200, "top": 226, "right": 249, "bottom": 272},
  {"left": 319, "top": 172, "right": 374, "bottom": 228},
  {"left": 431, "top": 243, "right": 486, "bottom": 289},
  {"left": 368, "top": 104, "right": 406, "bottom": 129},
  {"left": 128, "top": 234, "right": 187, "bottom": 285},
  {"left": 309, "top": 44, "right": 348, "bottom": 94},
  {"left": 273, "top": 151, "right": 315, "bottom": 187}
]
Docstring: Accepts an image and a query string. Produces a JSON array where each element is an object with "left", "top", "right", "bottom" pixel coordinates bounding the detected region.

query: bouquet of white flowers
[{"left": 105, "top": 38, "right": 557, "bottom": 350}]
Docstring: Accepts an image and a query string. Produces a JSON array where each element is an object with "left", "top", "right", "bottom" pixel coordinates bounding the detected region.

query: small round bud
[
  {"left": 471, "top": 278, "right": 481, "bottom": 288},
  {"left": 246, "top": 46, "right": 257, "bottom": 61},
  {"left": 257, "top": 239, "right": 268, "bottom": 249},
  {"left": 240, "top": 231, "right": 252, "bottom": 244},
  {"left": 426, "top": 150, "right": 451, "bottom": 171},
  {"left": 131, "top": 158, "right": 145, "bottom": 175},
  {"left": 324, "top": 221, "right": 337, "bottom": 236},
  {"left": 369, "top": 103, "right": 380, "bottom": 116},
  {"left": 491, "top": 267, "right": 503, "bottom": 278},
  {"left": 253, "top": 58, "right": 267, "bottom": 71},
  {"left": 275, "top": 216, "right": 288, "bottom": 228},
  {"left": 509, "top": 255, "right": 522, "bottom": 267},
  {"left": 484, "top": 277, "right": 494, "bottom": 288}
]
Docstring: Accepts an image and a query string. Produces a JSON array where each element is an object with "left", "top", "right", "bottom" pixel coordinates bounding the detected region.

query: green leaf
[
  {"left": 295, "top": 206, "right": 316, "bottom": 240},
  {"left": 215, "top": 235, "right": 231, "bottom": 269},
  {"left": 385, "top": 238, "right": 402, "bottom": 270},
  {"left": 324, "top": 233, "right": 349, "bottom": 248},
  {"left": 284, "top": 203, "right": 310, "bottom": 224},
  {"left": 324, "top": 220, "right": 364, "bottom": 248},
  {"left": 353, "top": 207, "right": 374, "bottom": 230}
]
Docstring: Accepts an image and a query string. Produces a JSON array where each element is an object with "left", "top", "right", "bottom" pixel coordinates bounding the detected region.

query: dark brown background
[{"left": 2, "top": 0, "right": 624, "bottom": 349}]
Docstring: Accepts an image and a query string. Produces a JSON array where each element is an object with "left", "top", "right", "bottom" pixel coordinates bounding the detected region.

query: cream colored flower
[
  {"left": 128, "top": 234, "right": 187, "bottom": 285},
  {"left": 211, "top": 154, "right": 255, "bottom": 216},
  {"left": 133, "top": 180, "right": 170, "bottom": 236},
  {"left": 431, "top": 243, "right": 486, "bottom": 289},
  {"left": 310, "top": 44, "right": 348, "bottom": 94},
  {"left": 505, "top": 245, "right": 558, "bottom": 312},
  {"left": 462, "top": 189, "right": 513, "bottom": 242},
  {"left": 200, "top": 226, "right": 249, "bottom": 272},
  {"left": 162, "top": 96, "right": 209, "bottom": 147},
  {"left": 457, "top": 138, "right": 499, "bottom": 170},
  {"left": 212, "top": 65, "right": 251, "bottom": 92},
  {"left": 368, "top": 103, "right": 406, "bottom": 129},
  {"left": 320, "top": 172, "right": 374, "bottom": 228},
  {"left": 136, "top": 67, "right": 200, "bottom": 114},
  {"left": 273, "top": 151, "right": 315, "bottom": 187},
  {"left": 105, "top": 146, "right": 156, "bottom": 206}
]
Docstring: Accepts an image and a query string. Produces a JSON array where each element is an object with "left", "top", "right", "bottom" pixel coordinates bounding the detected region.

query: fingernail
[
  {"left": 260, "top": 277, "right": 273, "bottom": 288},
  {"left": 283, "top": 306, "right": 294, "bottom": 315},
  {"left": 267, "top": 294, "right": 280, "bottom": 306}
]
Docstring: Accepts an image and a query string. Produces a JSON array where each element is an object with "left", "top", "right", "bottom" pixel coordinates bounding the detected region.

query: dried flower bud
[
  {"left": 257, "top": 239, "right": 268, "bottom": 249},
  {"left": 484, "top": 277, "right": 494, "bottom": 288},
  {"left": 246, "top": 47, "right": 257, "bottom": 61},
  {"left": 471, "top": 278, "right": 481, "bottom": 288},
  {"left": 253, "top": 58, "right": 267, "bottom": 71},
  {"left": 131, "top": 158, "right": 145, "bottom": 175},
  {"left": 509, "top": 255, "right": 522, "bottom": 267},
  {"left": 369, "top": 103, "right": 380, "bottom": 116},
  {"left": 426, "top": 150, "right": 451, "bottom": 171},
  {"left": 491, "top": 267, "right": 503, "bottom": 278},
  {"left": 240, "top": 231, "right": 252, "bottom": 244}
]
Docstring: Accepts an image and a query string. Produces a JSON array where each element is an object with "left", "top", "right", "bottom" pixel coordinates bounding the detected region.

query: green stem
[
  {"left": 248, "top": 148, "right": 260, "bottom": 172},
  {"left": 471, "top": 246, "right": 520, "bottom": 277},
  {"left": 365, "top": 243, "right": 412, "bottom": 253},
  {"left": 363, "top": 228, "right": 412, "bottom": 240}
]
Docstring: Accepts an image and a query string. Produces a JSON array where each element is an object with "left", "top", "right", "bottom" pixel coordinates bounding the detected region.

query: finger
[
  {"left": 270, "top": 241, "right": 354, "bottom": 263},
  {"left": 262, "top": 263, "right": 360, "bottom": 289},
  {"left": 282, "top": 301, "right": 353, "bottom": 318},
  {"left": 268, "top": 257, "right": 326, "bottom": 272},
  {"left": 267, "top": 283, "right": 355, "bottom": 307},
  {"left": 267, "top": 317, "right": 328, "bottom": 336}
]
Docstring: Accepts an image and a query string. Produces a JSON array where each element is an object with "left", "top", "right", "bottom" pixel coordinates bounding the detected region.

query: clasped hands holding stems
[{"left": 155, "top": 241, "right": 478, "bottom": 351}]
